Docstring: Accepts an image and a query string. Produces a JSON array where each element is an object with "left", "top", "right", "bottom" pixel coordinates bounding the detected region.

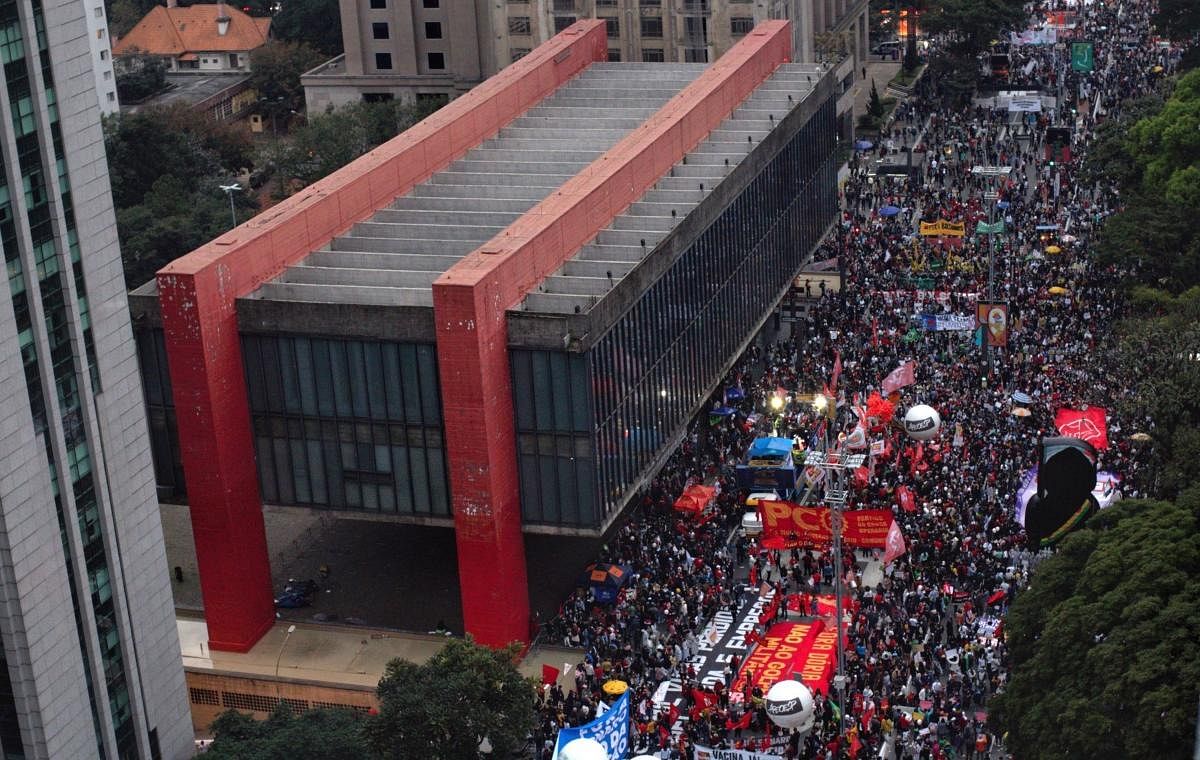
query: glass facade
[
  {"left": 241, "top": 335, "right": 451, "bottom": 516},
  {"left": 2, "top": 0, "right": 135, "bottom": 755},
  {"left": 510, "top": 349, "right": 596, "bottom": 526},
  {"left": 135, "top": 328, "right": 184, "bottom": 499},
  {"left": 590, "top": 98, "right": 839, "bottom": 520}
]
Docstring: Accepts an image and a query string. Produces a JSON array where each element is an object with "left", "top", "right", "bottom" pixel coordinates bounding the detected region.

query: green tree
[
  {"left": 868, "top": 79, "right": 885, "bottom": 120},
  {"left": 920, "top": 0, "right": 1025, "bottom": 58},
  {"left": 1113, "top": 288, "right": 1200, "bottom": 496},
  {"left": 364, "top": 637, "right": 537, "bottom": 760},
  {"left": 991, "top": 495, "right": 1200, "bottom": 760},
  {"left": 249, "top": 40, "right": 327, "bottom": 121},
  {"left": 1093, "top": 70, "right": 1200, "bottom": 291},
  {"left": 271, "top": 0, "right": 343, "bottom": 56},
  {"left": 114, "top": 52, "right": 167, "bottom": 103},
  {"left": 103, "top": 104, "right": 257, "bottom": 286},
  {"left": 204, "top": 704, "right": 368, "bottom": 759},
  {"left": 270, "top": 99, "right": 441, "bottom": 193},
  {"left": 1153, "top": 0, "right": 1200, "bottom": 42}
]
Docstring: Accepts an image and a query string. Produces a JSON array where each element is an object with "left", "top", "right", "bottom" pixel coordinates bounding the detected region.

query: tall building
[
  {"left": 0, "top": 0, "right": 191, "bottom": 757},
  {"left": 302, "top": 0, "right": 868, "bottom": 111},
  {"left": 133, "top": 20, "right": 844, "bottom": 650}
]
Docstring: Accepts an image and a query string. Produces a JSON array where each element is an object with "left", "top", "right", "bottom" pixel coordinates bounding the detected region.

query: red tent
[{"left": 673, "top": 484, "right": 717, "bottom": 517}]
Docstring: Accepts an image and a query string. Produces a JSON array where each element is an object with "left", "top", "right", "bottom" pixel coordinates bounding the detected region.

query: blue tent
[{"left": 748, "top": 437, "right": 793, "bottom": 459}]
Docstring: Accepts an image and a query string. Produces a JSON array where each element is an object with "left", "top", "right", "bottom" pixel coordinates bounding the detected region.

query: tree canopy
[
  {"left": 203, "top": 705, "right": 368, "bottom": 759},
  {"left": 364, "top": 638, "right": 537, "bottom": 760},
  {"left": 249, "top": 40, "right": 327, "bottom": 116},
  {"left": 991, "top": 494, "right": 1200, "bottom": 760},
  {"left": 271, "top": 0, "right": 343, "bottom": 56},
  {"left": 1094, "top": 70, "right": 1200, "bottom": 292},
  {"left": 203, "top": 637, "right": 537, "bottom": 760},
  {"left": 103, "top": 105, "right": 256, "bottom": 287},
  {"left": 920, "top": 0, "right": 1025, "bottom": 58}
]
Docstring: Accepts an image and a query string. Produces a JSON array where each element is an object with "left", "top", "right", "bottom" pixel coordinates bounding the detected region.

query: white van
[{"left": 742, "top": 492, "right": 779, "bottom": 536}]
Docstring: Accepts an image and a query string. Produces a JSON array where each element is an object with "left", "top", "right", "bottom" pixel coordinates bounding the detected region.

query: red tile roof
[{"left": 113, "top": 4, "right": 270, "bottom": 57}]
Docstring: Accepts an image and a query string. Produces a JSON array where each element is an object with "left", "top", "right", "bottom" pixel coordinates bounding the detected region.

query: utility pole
[
  {"left": 971, "top": 165, "right": 1011, "bottom": 365},
  {"left": 803, "top": 449, "right": 866, "bottom": 744}
]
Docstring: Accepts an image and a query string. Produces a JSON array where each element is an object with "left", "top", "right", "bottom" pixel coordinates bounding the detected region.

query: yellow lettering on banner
[
  {"left": 762, "top": 501, "right": 791, "bottom": 528},
  {"left": 784, "top": 625, "right": 812, "bottom": 644}
]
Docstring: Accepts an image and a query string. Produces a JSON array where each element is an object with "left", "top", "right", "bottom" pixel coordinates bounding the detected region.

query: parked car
[{"left": 741, "top": 492, "right": 779, "bottom": 536}]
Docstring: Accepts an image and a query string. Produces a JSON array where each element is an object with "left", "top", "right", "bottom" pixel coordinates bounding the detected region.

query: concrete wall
[{"left": 185, "top": 670, "right": 377, "bottom": 733}]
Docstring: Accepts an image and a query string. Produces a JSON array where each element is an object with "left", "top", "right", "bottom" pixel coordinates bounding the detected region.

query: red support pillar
[
  {"left": 433, "top": 282, "right": 529, "bottom": 647},
  {"left": 158, "top": 271, "right": 274, "bottom": 652}
]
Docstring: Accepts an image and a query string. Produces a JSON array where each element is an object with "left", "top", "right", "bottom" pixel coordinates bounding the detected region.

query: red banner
[
  {"left": 795, "top": 626, "right": 839, "bottom": 694},
  {"left": 1054, "top": 406, "right": 1109, "bottom": 450},
  {"left": 759, "top": 503, "right": 896, "bottom": 549},
  {"left": 733, "top": 621, "right": 819, "bottom": 693}
]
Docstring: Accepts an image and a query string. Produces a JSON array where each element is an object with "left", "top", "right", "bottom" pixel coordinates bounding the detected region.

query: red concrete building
[{"left": 132, "top": 20, "right": 842, "bottom": 651}]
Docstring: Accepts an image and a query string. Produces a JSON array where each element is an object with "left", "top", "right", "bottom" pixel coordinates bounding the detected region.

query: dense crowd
[{"left": 533, "top": 1, "right": 1181, "bottom": 757}]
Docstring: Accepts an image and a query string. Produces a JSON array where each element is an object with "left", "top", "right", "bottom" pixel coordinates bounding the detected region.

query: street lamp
[
  {"left": 802, "top": 449, "right": 865, "bottom": 745},
  {"left": 274, "top": 624, "right": 297, "bottom": 678},
  {"left": 219, "top": 183, "right": 242, "bottom": 229}
]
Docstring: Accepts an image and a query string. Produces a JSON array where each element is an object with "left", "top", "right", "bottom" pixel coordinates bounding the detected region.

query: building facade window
[
  {"left": 427, "top": 51, "right": 444, "bottom": 69},
  {"left": 640, "top": 0, "right": 661, "bottom": 5},
  {"left": 588, "top": 98, "right": 839, "bottom": 521},
  {"left": 553, "top": 15, "right": 575, "bottom": 33},
  {"left": 730, "top": 16, "right": 754, "bottom": 35},
  {"left": 510, "top": 47, "right": 531, "bottom": 60},
  {"left": 375, "top": 52, "right": 392, "bottom": 69},
  {"left": 607, "top": 47, "right": 620, "bottom": 61},
  {"left": 422, "top": 0, "right": 438, "bottom": 7},
  {"left": 372, "top": 22, "right": 388, "bottom": 39},
  {"left": 604, "top": 16, "right": 618, "bottom": 37},
  {"left": 642, "top": 48, "right": 665, "bottom": 62},
  {"left": 552, "top": 0, "right": 574, "bottom": 9},
  {"left": 424, "top": 21, "right": 441, "bottom": 39},
  {"left": 508, "top": 16, "right": 531, "bottom": 35},
  {"left": 241, "top": 335, "right": 452, "bottom": 517},
  {"left": 510, "top": 350, "right": 596, "bottom": 526},
  {"left": 640, "top": 16, "right": 662, "bottom": 38},
  {"left": 684, "top": 47, "right": 708, "bottom": 62},
  {"left": 368, "top": 0, "right": 385, "bottom": 8}
]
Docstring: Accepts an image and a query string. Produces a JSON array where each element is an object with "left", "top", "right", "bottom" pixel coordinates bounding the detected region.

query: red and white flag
[
  {"left": 883, "top": 519, "right": 907, "bottom": 565},
  {"left": 1054, "top": 406, "right": 1109, "bottom": 449},
  {"left": 880, "top": 361, "right": 916, "bottom": 395}
]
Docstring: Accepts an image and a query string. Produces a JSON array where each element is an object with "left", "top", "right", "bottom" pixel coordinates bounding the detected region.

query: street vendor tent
[{"left": 673, "top": 484, "right": 717, "bottom": 515}]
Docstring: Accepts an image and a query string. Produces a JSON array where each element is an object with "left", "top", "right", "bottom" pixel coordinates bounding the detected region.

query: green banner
[
  {"left": 1071, "top": 42, "right": 1094, "bottom": 72},
  {"left": 976, "top": 220, "right": 1006, "bottom": 235}
]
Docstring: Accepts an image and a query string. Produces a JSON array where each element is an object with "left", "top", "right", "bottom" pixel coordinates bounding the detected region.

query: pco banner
[{"left": 552, "top": 690, "right": 630, "bottom": 760}]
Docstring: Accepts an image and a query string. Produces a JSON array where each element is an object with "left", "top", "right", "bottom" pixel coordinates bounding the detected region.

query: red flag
[
  {"left": 691, "top": 688, "right": 717, "bottom": 711},
  {"left": 541, "top": 664, "right": 559, "bottom": 686},
  {"left": 1054, "top": 406, "right": 1109, "bottom": 449},
  {"left": 897, "top": 484, "right": 916, "bottom": 513},
  {"left": 849, "top": 731, "right": 863, "bottom": 759},
  {"left": 830, "top": 350, "right": 843, "bottom": 393},
  {"left": 735, "top": 711, "right": 753, "bottom": 729},
  {"left": 881, "top": 361, "right": 916, "bottom": 395},
  {"left": 883, "top": 519, "right": 907, "bottom": 565},
  {"left": 667, "top": 704, "right": 680, "bottom": 726}
]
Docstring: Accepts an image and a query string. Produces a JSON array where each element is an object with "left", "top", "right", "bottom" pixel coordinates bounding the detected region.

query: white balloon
[
  {"left": 559, "top": 738, "right": 609, "bottom": 760},
  {"left": 764, "top": 679, "right": 816, "bottom": 732},
  {"left": 903, "top": 404, "right": 942, "bottom": 441}
]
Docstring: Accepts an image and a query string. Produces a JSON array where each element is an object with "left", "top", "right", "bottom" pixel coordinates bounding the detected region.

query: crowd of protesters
[{"left": 532, "top": 0, "right": 1183, "bottom": 757}]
